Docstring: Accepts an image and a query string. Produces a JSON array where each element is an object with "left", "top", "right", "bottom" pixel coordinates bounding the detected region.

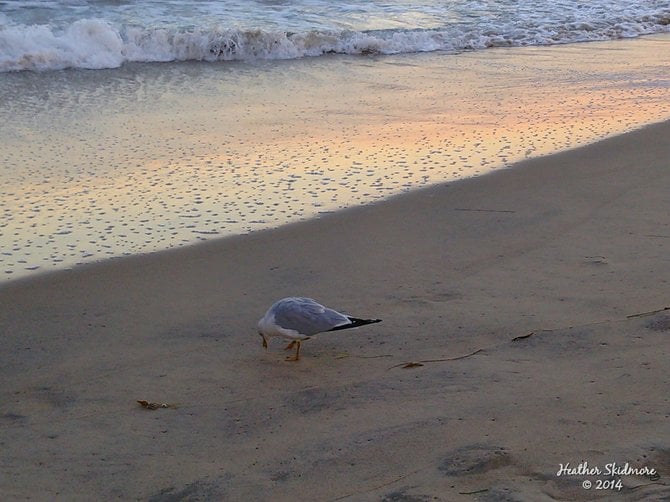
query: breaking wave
[{"left": 1, "top": 12, "right": 670, "bottom": 72}]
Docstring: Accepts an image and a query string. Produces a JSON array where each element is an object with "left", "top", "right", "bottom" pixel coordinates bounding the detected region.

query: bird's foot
[{"left": 284, "top": 341, "right": 301, "bottom": 361}]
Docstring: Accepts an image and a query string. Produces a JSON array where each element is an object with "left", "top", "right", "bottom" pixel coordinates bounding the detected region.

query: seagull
[{"left": 257, "top": 297, "right": 382, "bottom": 361}]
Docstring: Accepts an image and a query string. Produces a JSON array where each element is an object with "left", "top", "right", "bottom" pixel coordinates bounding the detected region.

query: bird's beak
[{"left": 259, "top": 333, "right": 268, "bottom": 349}]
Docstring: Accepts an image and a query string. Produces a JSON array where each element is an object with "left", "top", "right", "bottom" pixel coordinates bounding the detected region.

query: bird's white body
[
  {"left": 257, "top": 297, "right": 381, "bottom": 360},
  {"left": 257, "top": 310, "right": 311, "bottom": 342}
]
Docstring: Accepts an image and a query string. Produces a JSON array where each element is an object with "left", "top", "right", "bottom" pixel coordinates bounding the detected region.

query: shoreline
[
  {"left": 1, "top": 117, "right": 669, "bottom": 500},
  {"left": 3, "top": 33, "right": 670, "bottom": 282},
  {"left": 2, "top": 114, "right": 670, "bottom": 294}
]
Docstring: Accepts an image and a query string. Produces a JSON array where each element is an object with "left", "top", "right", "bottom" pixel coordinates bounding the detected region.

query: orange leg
[
  {"left": 285, "top": 341, "right": 301, "bottom": 361},
  {"left": 284, "top": 341, "right": 296, "bottom": 351}
]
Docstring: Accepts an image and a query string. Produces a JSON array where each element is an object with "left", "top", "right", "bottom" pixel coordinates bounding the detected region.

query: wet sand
[
  {"left": 2, "top": 34, "right": 670, "bottom": 281},
  {"left": 1, "top": 119, "right": 669, "bottom": 500}
]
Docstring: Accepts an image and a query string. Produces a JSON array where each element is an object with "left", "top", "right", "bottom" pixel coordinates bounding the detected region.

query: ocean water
[
  {"left": 1, "top": 2, "right": 670, "bottom": 283},
  {"left": 1, "top": 0, "right": 669, "bottom": 72}
]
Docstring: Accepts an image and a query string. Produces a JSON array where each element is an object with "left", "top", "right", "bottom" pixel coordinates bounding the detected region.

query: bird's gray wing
[{"left": 272, "top": 298, "right": 350, "bottom": 336}]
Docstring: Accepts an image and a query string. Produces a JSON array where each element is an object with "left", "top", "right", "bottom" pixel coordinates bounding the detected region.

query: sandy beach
[{"left": 1, "top": 115, "right": 669, "bottom": 500}]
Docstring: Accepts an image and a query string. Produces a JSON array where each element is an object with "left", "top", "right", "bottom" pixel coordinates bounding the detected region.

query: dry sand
[{"left": 1, "top": 120, "right": 670, "bottom": 500}]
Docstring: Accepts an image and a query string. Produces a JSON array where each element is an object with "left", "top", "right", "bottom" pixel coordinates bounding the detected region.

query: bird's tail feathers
[{"left": 329, "top": 317, "right": 382, "bottom": 331}]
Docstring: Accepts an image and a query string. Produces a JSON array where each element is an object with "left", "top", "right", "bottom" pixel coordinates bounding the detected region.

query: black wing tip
[
  {"left": 347, "top": 316, "right": 382, "bottom": 325},
  {"left": 328, "top": 317, "right": 382, "bottom": 331}
]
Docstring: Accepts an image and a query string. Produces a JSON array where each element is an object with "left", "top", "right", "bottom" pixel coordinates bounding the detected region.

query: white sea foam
[
  {"left": 1, "top": 0, "right": 669, "bottom": 72},
  {"left": 0, "top": 19, "right": 124, "bottom": 71}
]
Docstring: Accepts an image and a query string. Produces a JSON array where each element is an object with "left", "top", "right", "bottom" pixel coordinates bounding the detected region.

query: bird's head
[
  {"left": 258, "top": 331, "right": 268, "bottom": 349},
  {"left": 258, "top": 316, "right": 276, "bottom": 349}
]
